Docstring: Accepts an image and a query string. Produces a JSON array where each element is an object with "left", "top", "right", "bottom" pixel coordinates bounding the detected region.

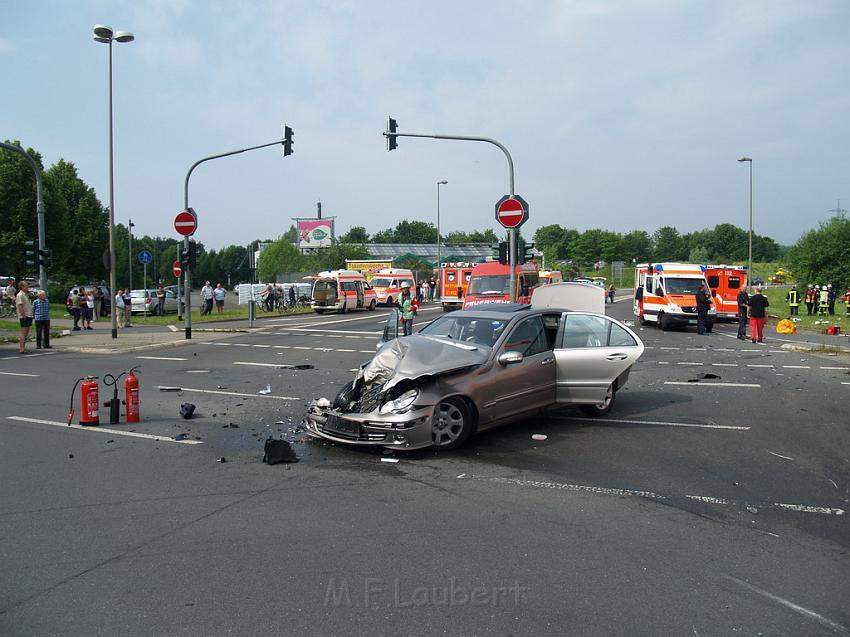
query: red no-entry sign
[
  {"left": 495, "top": 195, "right": 529, "bottom": 229},
  {"left": 173, "top": 260, "right": 182, "bottom": 278},
  {"left": 174, "top": 208, "right": 198, "bottom": 236}
]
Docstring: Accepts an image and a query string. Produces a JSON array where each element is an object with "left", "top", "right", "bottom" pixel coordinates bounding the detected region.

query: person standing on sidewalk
[
  {"left": 84, "top": 288, "right": 95, "bottom": 329},
  {"left": 92, "top": 286, "right": 102, "bottom": 321},
  {"left": 747, "top": 286, "right": 769, "bottom": 344},
  {"left": 201, "top": 281, "right": 214, "bottom": 315},
  {"left": 32, "top": 290, "right": 51, "bottom": 349},
  {"left": 123, "top": 288, "right": 133, "bottom": 327},
  {"left": 736, "top": 287, "right": 749, "bottom": 339},
  {"left": 213, "top": 283, "right": 226, "bottom": 314},
  {"left": 156, "top": 284, "right": 166, "bottom": 315},
  {"left": 15, "top": 281, "right": 33, "bottom": 354},
  {"left": 68, "top": 288, "right": 81, "bottom": 330},
  {"left": 115, "top": 288, "right": 126, "bottom": 327}
]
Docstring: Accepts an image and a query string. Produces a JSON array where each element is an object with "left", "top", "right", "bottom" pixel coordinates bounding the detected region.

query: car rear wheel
[
  {"left": 431, "top": 397, "right": 472, "bottom": 450},
  {"left": 579, "top": 383, "right": 616, "bottom": 416}
]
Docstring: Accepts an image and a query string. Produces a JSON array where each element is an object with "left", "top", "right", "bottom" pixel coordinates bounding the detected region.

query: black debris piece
[
  {"left": 279, "top": 364, "right": 315, "bottom": 370},
  {"left": 159, "top": 386, "right": 182, "bottom": 392},
  {"left": 193, "top": 352, "right": 197, "bottom": 356},
  {"left": 173, "top": 433, "right": 190, "bottom": 441},
  {"left": 212, "top": 413, "right": 217, "bottom": 417},
  {"left": 263, "top": 437, "right": 299, "bottom": 464},
  {"left": 217, "top": 457, "right": 226, "bottom": 463},
  {"left": 696, "top": 372, "right": 721, "bottom": 380},
  {"left": 106, "top": 439, "right": 114, "bottom": 444},
  {"left": 68, "top": 454, "right": 74, "bottom": 459},
  {"left": 180, "top": 403, "right": 196, "bottom": 419}
]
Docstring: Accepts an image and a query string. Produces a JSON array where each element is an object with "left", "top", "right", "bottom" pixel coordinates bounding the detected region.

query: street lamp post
[
  {"left": 94, "top": 24, "right": 134, "bottom": 339},
  {"left": 738, "top": 157, "right": 753, "bottom": 291},
  {"left": 436, "top": 180, "right": 448, "bottom": 273},
  {"left": 128, "top": 218, "right": 134, "bottom": 293}
]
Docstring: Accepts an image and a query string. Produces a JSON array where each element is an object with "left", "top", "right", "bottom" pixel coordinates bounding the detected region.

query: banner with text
[{"left": 298, "top": 219, "right": 334, "bottom": 249}]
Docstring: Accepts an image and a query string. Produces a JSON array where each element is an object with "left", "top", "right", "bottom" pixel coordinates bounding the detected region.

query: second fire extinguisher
[
  {"left": 68, "top": 376, "right": 100, "bottom": 426},
  {"left": 124, "top": 366, "right": 141, "bottom": 423}
]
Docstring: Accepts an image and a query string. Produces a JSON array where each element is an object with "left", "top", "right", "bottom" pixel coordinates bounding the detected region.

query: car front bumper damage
[{"left": 304, "top": 403, "right": 435, "bottom": 450}]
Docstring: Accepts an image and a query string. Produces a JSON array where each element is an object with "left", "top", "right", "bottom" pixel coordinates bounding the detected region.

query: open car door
[
  {"left": 554, "top": 313, "right": 645, "bottom": 404},
  {"left": 382, "top": 308, "right": 402, "bottom": 342},
  {"left": 532, "top": 282, "right": 605, "bottom": 314}
]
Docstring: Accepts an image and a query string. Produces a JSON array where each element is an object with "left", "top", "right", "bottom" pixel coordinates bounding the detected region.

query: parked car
[
  {"left": 130, "top": 288, "right": 178, "bottom": 315},
  {"left": 306, "top": 283, "right": 645, "bottom": 451}
]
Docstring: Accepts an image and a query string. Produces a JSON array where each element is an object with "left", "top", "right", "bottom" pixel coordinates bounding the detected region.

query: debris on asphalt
[
  {"left": 381, "top": 457, "right": 399, "bottom": 463},
  {"left": 159, "top": 386, "right": 181, "bottom": 392},
  {"left": 316, "top": 397, "right": 331, "bottom": 408},
  {"left": 180, "top": 403, "right": 196, "bottom": 419},
  {"left": 278, "top": 364, "right": 315, "bottom": 370},
  {"left": 217, "top": 385, "right": 225, "bottom": 389},
  {"left": 173, "top": 433, "right": 191, "bottom": 441},
  {"left": 697, "top": 373, "right": 721, "bottom": 380},
  {"left": 106, "top": 439, "right": 114, "bottom": 443},
  {"left": 258, "top": 384, "right": 272, "bottom": 395},
  {"left": 531, "top": 434, "right": 548, "bottom": 441},
  {"left": 216, "top": 457, "right": 227, "bottom": 463},
  {"left": 746, "top": 506, "right": 758, "bottom": 514},
  {"left": 68, "top": 453, "right": 74, "bottom": 459},
  {"left": 222, "top": 423, "right": 239, "bottom": 428},
  {"left": 262, "top": 437, "right": 299, "bottom": 464}
]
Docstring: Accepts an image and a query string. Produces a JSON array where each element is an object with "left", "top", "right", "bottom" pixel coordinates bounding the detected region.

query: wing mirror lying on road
[{"left": 498, "top": 351, "right": 524, "bottom": 366}]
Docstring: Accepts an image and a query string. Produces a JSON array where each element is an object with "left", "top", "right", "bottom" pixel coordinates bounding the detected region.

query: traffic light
[
  {"left": 492, "top": 241, "right": 508, "bottom": 265},
  {"left": 188, "top": 241, "right": 198, "bottom": 270},
  {"left": 24, "top": 240, "right": 35, "bottom": 267},
  {"left": 522, "top": 242, "right": 536, "bottom": 265},
  {"left": 283, "top": 125, "right": 294, "bottom": 156},
  {"left": 179, "top": 246, "right": 190, "bottom": 270},
  {"left": 38, "top": 248, "right": 52, "bottom": 268},
  {"left": 385, "top": 117, "right": 398, "bottom": 151}
]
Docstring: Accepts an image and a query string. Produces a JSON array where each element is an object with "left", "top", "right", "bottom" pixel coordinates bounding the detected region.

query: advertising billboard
[{"left": 298, "top": 219, "right": 334, "bottom": 249}]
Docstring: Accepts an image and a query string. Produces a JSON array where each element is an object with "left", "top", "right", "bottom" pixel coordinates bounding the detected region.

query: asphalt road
[{"left": 1, "top": 301, "right": 848, "bottom": 636}]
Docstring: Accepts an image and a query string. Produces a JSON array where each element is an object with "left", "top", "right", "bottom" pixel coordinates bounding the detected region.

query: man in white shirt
[
  {"left": 201, "top": 281, "right": 214, "bottom": 315},
  {"left": 115, "top": 288, "right": 126, "bottom": 327}
]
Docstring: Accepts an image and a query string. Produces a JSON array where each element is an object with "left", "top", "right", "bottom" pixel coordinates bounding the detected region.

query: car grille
[
  {"left": 681, "top": 306, "right": 696, "bottom": 313},
  {"left": 321, "top": 413, "right": 386, "bottom": 441}
]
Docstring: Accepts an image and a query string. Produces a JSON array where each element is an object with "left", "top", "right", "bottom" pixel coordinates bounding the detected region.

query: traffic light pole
[
  {"left": 183, "top": 138, "right": 285, "bottom": 339},
  {"left": 1, "top": 142, "right": 47, "bottom": 293},
  {"left": 383, "top": 131, "right": 519, "bottom": 302}
]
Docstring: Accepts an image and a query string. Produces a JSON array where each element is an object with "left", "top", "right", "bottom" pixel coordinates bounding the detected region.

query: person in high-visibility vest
[
  {"left": 844, "top": 288, "right": 850, "bottom": 317},
  {"left": 818, "top": 284, "right": 829, "bottom": 316},
  {"left": 804, "top": 284, "right": 817, "bottom": 315},
  {"left": 785, "top": 284, "right": 800, "bottom": 316}
]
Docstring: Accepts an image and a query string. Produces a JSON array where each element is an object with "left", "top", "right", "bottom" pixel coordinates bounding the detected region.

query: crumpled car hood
[{"left": 359, "top": 335, "right": 488, "bottom": 391}]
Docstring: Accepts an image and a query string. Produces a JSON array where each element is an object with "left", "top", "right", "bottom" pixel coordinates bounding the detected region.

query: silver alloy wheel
[{"left": 431, "top": 401, "right": 465, "bottom": 447}]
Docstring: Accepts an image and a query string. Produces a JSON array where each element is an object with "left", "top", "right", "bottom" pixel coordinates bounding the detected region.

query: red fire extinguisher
[
  {"left": 124, "top": 367, "right": 141, "bottom": 423},
  {"left": 68, "top": 376, "right": 100, "bottom": 426}
]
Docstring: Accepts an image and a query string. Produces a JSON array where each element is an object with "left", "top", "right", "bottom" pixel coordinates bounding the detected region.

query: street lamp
[
  {"left": 93, "top": 24, "right": 134, "bottom": 339},
  {"left": 738, "top": 156, "right": 753, "bottom": 291},
  {"left": 128, "top": 218, "right": 134, "bottom": 293},
  {"left": 436, "top": 180, "right": 448, "bottom": 272}
]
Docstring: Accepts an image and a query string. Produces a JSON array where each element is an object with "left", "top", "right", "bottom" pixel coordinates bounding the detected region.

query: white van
[{"left": 310, "top": 270, "right": 378, "bottom": 314}]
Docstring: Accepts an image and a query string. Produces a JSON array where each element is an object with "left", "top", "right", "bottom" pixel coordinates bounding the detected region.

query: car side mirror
[{"left": 498, "top": 351, "right": 524, "bottom": 366}]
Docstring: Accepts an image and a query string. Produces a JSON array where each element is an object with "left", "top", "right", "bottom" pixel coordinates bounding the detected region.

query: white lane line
[
  {"left": 686, "top": 495, "right": 729, "bottom": 504},
  {"left": 722, "top": 574, "right": 849, "bottom": 634},
  {"left": 359, "top": 350, "right": 375, "bottom": 353},
  {"left": 283, "top": 327, "right": 383, "bottom": 335},
  {"left": 293, "top": 346, "right": 311, "bottom": 350},
  {"left": 783, "top": 365, "right": 811, "bottom": 369},
  {"left": 232, "top": 343, "right": 250, "bottom": 347},
  {"left": 715, "top": 348, "right": 734, "bottom": 352},
  {"left": 253, "top": 344, "right": 271, "bottom": 348},
  {"left": 686, "top": 348, "right": 707, "bottom": 351},
  {"left": 741, "top": 348, "right": 761, "bottom": 352},
  {"left": 0, "top": 352, "right": 55, "bottom": 360},
  {"left": 677, "top": 362, "right": 703, "bottom": 366},
  {"left": 821, "top": 366, "right": 849, "bottom": 371},
  {"left": 665, "top": 381, "right": 761, "bottom": 388},
  {"left": 747, "top": 364, "right": 774, "bottom": 368},
  {"left": 213, "top": 343, "right": 231, "bottom": 346},
  {"left": 156, "top": 386, "right": 299, "bottom": 400},
  {"left": 336, "top": 349, "right": 355, "bottom": 352},
  {"left": 136, "top": 356, "right": 188, "bottom": 361},
  {"left": 657, "top": 361, "right": 670, "bottom": 365},
  {"left": 660, "top": 347, "right": 680, "bottom": 350},
  {"left": 711, "top": 363, "right": 738, "bottom": 367},
  {"left": 0, "top": 371, "right": 39, "bottom": 377},
  {"left": 233, "top": 361, "right": 284, "bottom": 368},
  {"left": 274, "top": 345, "right": 290, "bottom": 348},
  {"left": 768, "top": 450, "right": 794, "bottom": 461},
  {"left": 550, "top": 415, "right": 750, "bottom": 430},
  {"left": 842, "top": 382, "right": 850, "bottom": 385},
  {"left": 6, "top": 416, "right": 203, "bottom": 445},
  {"left": 774, "top": 503, "right": 845, "bottom": 515}
]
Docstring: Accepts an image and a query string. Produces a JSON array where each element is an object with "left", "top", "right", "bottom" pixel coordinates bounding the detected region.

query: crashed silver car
[{"left": 305, "top": 283, "right": 645, "bottom": 451}]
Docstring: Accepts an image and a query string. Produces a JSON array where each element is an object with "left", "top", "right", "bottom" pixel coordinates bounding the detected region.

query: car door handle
[
  {"left": 541, "top": 357, "right": 555, "bottom": 365},
  {"left": 606, "top": 353, "right": 628, "bottom": 360}
]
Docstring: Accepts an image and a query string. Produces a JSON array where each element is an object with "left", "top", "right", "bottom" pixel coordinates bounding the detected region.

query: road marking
[
  {"left": 551, "top": 415, "right": 750, "bottom": 430},
  {"left": 6, "top": 416, "right": 203, "bottom": 445},
  {"left": 233, "top": 361, "right": 284, "bottom": 368},
  {"left": 660, "top": 347, "right": 680, "bottom": 350},
  {"left": 686, "top": 348, "right": 707, "bottom": 351},
  {"left": 783, "top": 365, "right": 811, "bottom": 369},
  {"left": 715, "top": 348, "right": 734, "bottom": 352},
  {"left": 711, "top": 363, "right": 738, "bottom": 367},
  {"left": 293, "top": 346, "right": 311, "bottom": 350},
  {"left": 136, "top": 356, "right": 188, "bottom": 361},
  {"left": 741, "top": 348, "right": 761, "bottom": 352},
  {"left": 768, "top": 450, "right": 794, "bottom": 461},
  {"left": 746, "top": 364, "right": 774, "bottom": 368},
  {"left": 253, "top": 344, "right": 271, "bottom": 348},
  {"left": 283, "top": 327, "right": 383, "bottom": 335},
  {"left": 677, "top": 362, "right": 703, "bottom": 366},
  {"left": 0, "top": 371, "right": 39, "bottom": 377},
  {"left": 274, "top": 345, "right": 290, "bottom": 348},
  {"left": 214, "top": 342, "right": 231, "bottom": 346},
  {"left": 657, "top": 361, "right": 670, "bottom": 365},
  {"left": 155, "top": 386, "right": 299, "bottom": 400},
  {"left": 336, "top": 349, "right": 355, "bottom": 352},
  {"left": 722, "top": 574, "right": 848, "bottom": 634},
  {"left": 457, "top": 474, "right": 844, "bottom": 517},
  {"left": 0, "top": 352, "right": 55, "bottom": 360},
  {"left": 665, "top": 381, "right": 761, "bottom": 388},
  {"left": 232, "top": 343, "right": 250, "bottom": 347},
  {"left": 821, "top": 366, "right": 849, "bottom": 370},
  {"left": 359, "top": 350, "right": 375, "bottom": 353}
]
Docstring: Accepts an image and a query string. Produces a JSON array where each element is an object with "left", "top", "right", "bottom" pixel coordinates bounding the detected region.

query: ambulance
[
  {"left": 463, "top": 261, "right": 540, "bottom": 308},
  {"left": 704, "top": 265, "right": 747, "bottom": 320},
  {"left": 538, "top": 270, "right": 564, "bottom": 285},
  {"left": 368, "top": 268, "right": 416, "bottom": 306},
  {"left": 438, "top": 262, "right": 475, "bottom": 312},
  {"left": 633, "top": 262, "right": 715, "bottom": 331},
  {"left": 310, "top": 270, "right": 377, "bottom": 314}
]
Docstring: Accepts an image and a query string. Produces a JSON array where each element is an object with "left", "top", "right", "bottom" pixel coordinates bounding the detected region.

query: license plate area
[{"left": 325, "top": 413, "right": 360, "bottom": 437}]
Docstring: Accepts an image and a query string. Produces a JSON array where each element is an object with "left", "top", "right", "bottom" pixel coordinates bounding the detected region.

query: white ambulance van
[
  {"left": 310, "top": 270, "right": 377, "bottom": 314},
  {"left": 633, "top": 262, "right": 715, "bottom": 331}
]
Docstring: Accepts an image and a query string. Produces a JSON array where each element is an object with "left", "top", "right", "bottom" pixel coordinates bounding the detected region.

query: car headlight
[{"left": 379, "top": 389, "right": 419, "bottom": 414}]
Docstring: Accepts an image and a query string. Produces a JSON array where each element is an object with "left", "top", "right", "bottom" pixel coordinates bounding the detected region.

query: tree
[
  {"left": 653, "top": 226, "right": 687, "bottom": 261},
  {"left": 339, "top": 226, "right": 369, "bottom": 243},
  {"left": 283, "top": 225, "right": 299, "bottom": 244},
  {"left": 371, "top": 220, "right": 438, "bottom": 243},
  {"left": 444, "top": 229, "right": 498, "bottom": 243},
  {"left": 689, "top": 246, "right": 711, "bottom": 264},
  {"left": 257, "top": 238, "right": 306, "bottom": 282},
  {"left": 620, "top": 230, "right": 652, "bottom": 262},
  {"left": 787, "top": 215, "right": 850, "bottom": 287},
  {"left": 307, "top": 242, "right": 370, "bottom": 272}
]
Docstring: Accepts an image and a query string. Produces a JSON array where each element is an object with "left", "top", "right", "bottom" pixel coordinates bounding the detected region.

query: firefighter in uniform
[
  {"left": 844, "top": 287, "right": 850, "bottom": 317},
  {"left": 804, "top": 284, "right": 816, "bottom": 315},
  {"left": 827, "top": 284, "right": 836, "bottom": 315},
  {"left": 818, "top": 284, "right": 829, "bottom": 316},
  {"left": 785, "top": 284, "right": 800, "bottom": 316}
]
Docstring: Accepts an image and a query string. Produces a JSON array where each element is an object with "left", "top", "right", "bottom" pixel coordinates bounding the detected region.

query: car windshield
[
  {"left": 663, "top": 277, "right": 703, "bottom": 295},
  {"left": 419, "top": 315, "right": 508, "bottom": 348},
  {"left": 467, "top": 275, "right": 510, "bottom": 296},
  {"left": 369, "top": 278, "right": 393, "bottom": 287}
]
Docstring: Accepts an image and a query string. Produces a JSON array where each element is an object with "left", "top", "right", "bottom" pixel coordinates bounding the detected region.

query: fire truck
[
  {"left": 463, "top": 261, "right": 540, "bottom": 309},
  {"left": 704, "top": 265, "right": 747, "bottom": 320},
  {"left": 438, "top": 262, "right": 475, "bottom": 312}
]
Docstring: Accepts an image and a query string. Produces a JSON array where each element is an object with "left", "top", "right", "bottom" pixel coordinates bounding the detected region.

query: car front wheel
[
  {"left": 579, "top": 383, "right": 616, "bottom": 417},
  {"left": 431, "top": 397, "right": 473, "bottom": 450}
]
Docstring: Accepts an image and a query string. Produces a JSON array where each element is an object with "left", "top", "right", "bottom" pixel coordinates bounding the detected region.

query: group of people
[
  {"left": 735, "top": 286, "right": 770, "bottom": 343},
  {"left": 5, "top": 279, "right": 50, "bottom": 354},
  {"left": 200, "top": 281, "right": 227, "bottom": 315},
  {"left": 415, "top": 279, "right": 438, "bottom": 303},
  {"left": 261, "top": 283, "right": 298, "bottom": 311},
  {"left": 65, "top": 287, "right": 99, "bottom": 331},
  {"left": 795, "top": 284, "right": 850, "bottom": 316}
]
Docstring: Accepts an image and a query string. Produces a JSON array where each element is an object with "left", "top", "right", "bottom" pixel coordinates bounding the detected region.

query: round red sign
[
  {"left": 495, "top": 195, "right": 528, "bottom": 229},
  {"left": 174, "top": 208, "right": 197, "bottom": 236},
  {"left": 173, "top": 260, "right": 182, "bottom": 278}
]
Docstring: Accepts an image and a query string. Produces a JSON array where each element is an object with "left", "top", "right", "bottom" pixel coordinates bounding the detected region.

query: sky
[{"left": 1, "top": 0, "right": 848, "bottom": 249}]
